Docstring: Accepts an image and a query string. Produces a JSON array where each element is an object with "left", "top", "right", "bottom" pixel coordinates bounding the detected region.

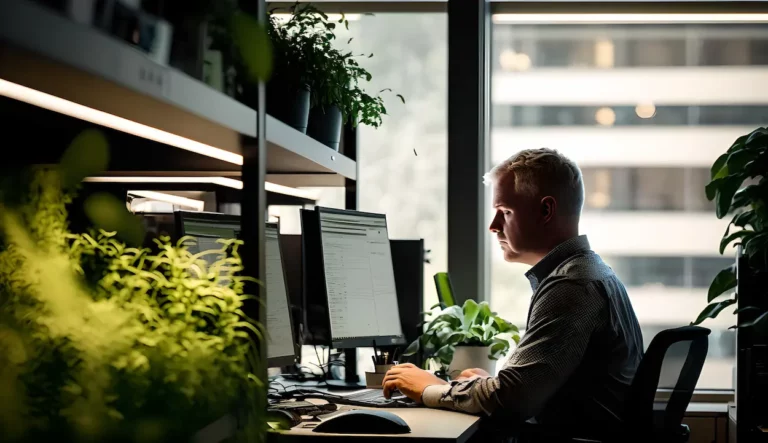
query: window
[
  {"left": 282, "top": 12, "right": 447, "bottom": 314},
  {"left": 581, "top": 167, "right": 714, "bottom": 212},
  {"left": 492, "top": 105, "right": 768, "bottom": 127},
  {"left": 284, "top": 11, "right": 447, "bottom": 380},
  {"left": 604, "top": 256, "right": 734, "bottom": 288},
  {"left": 334, "top": 13, "right": 447, "bottom": 312},
  {"left": 494, "top": 25, "right": 768, "bottom": 69},
  {"left": 490, "top": 19, "right": 758, "bottom": 390}
]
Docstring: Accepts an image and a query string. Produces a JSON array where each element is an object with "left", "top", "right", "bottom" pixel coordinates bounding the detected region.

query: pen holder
[{"left": 365, "top": 364, "right": 394, "bottom": 389}]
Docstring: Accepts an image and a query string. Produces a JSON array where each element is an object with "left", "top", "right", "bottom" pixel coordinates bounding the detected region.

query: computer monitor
[
  {"left": 264, "top": 223, "right": 296, "bottom": 367},
  {"left": 315, "top": 207, "right": 405, "bottom": 349},
  {"left": 176, "top": 211, "right": 296, "bottom": 367}
]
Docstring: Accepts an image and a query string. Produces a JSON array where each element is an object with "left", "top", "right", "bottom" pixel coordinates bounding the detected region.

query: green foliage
[
  {"left": 265, "top": 3, "right": 322, "bottom": 90},
  {"left": 695, "top": 127, "right": 768, "bottom": 329},
  {"left": 232, "top": 10, "right": 273, "bottom": 83},
  {"left": 83, "top": 192, "right": 145, "bottom": 247},
  {"left": 59, "top": 129, "right": 109, "bottom": 191},
  {"left": 267, "top": 3, "right": 403, "bottom": 128},
  {"left": 403, "top": 299, "right": 520, "bottom": 372},
  {"left": 0, "top": 133, "right": 265, "bottom": 442}
]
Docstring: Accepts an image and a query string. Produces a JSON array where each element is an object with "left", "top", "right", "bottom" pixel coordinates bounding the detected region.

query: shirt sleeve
[{"left": 421, "top": 281, "right": 607, "bottom": 418}]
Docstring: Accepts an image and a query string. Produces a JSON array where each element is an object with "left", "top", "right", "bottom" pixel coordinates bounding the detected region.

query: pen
[
  {"left": 373, "top": 340, "right": 379, "bottom": 364},
  {"left": 372, "top": 355, "right": 377, "bottom": 368}
]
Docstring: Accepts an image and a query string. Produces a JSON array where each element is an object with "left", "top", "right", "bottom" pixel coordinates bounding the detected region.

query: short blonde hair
[{"left": 486, "top": 148, "right": 584, "bottom": 216}]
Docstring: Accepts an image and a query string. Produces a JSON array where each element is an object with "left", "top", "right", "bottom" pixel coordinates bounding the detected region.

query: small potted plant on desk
[{"left": 403, "top": 299, "right": 520, "bottom": 379}]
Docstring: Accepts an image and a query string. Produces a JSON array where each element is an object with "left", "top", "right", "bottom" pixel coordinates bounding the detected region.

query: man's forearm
[{"left": 421, "top": 376, "right": 502, "bottom": 415}]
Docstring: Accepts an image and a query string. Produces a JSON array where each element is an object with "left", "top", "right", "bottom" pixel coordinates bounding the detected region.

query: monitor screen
[
  {"left": 177, "top": 212, "right": 296, "bottom": 366},
  {"left": 317, "top": 207, "right": 404, "bottom": 348},
  {"left": 265, "top": 224, "right": 295, "bottom": 365},
  {"left": 179, "top": 213, "right": 240, "bottom": 268}
]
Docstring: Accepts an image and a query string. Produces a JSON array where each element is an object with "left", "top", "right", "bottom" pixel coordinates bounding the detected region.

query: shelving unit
[
  {"left": 0, "top": 0, "right": 356, "bottom": 186},
  {"left": 0, "top": 0, "right": 357, "bottom": 411}
]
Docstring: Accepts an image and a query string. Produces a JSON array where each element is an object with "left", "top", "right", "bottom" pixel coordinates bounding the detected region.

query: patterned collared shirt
[{"left": 422, "top": 235, "right": 644, "bottom": 428}]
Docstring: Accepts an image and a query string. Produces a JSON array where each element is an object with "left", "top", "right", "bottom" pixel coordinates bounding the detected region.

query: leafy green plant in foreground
[
  {"left": 0, "top": 168, "right": 264, "bottom": 442},
  {"left": 693, "top": 127, "right": 768, "bottom": 329},
  {"left": 404, "top": 299, "right": 520, "bottom": 374}
]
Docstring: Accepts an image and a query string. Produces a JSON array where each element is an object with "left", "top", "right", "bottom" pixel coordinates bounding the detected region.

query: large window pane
[
  {"left": 335, "top": 14, "right": 447, "bottom": 312},
  {"left": 490, "top": 20, "right": 754, "bottom": 390},
  {"left": 290, "top": 13, "right": 447, "bottom": 311},
  {"left": 281, "top": 11, "right": 446, "bottom": 381}
]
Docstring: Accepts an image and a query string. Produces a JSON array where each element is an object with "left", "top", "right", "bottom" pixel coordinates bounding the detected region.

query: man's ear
[{"left": 541, "top": 196, "right": 557, "bottom": 223}]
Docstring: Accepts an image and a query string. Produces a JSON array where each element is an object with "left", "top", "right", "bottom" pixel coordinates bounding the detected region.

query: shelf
[
  {"left": 0, "top": 0, "right": 356, "bottom": 186},
  {"left": 83, "top": 177, "right": 318, "bottom": 207},
  {"left": 266, "top": 115, "right": 357, "bottom": 187}
]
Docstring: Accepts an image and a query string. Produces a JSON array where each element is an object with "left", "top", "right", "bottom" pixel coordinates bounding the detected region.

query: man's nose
[{"left": 489, "top": 213, "right": 501, "bottom": 233}]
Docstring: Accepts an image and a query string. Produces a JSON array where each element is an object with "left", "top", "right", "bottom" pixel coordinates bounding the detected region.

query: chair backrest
[
  {"left": 625, "top": 326, "right": 711, "bottom": 434},
  {"left": 433, "top": 272, "right": 456, "bottom": 307}
]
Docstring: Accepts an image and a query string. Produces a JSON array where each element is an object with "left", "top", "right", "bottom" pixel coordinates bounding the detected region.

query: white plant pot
[{"left": 448, "top": 345, "right": 496, "bottom": 379}]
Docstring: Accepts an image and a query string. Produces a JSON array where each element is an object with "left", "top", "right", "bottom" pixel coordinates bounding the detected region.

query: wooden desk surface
[
  {"left": 684, "top": 402, "right": 730, "bottom": 417},
  {"left": 270, "top": 394, "right": 481, "bottom": 442},
  {"left": 280, "top": 406, "right": 480, "bottom": 442}
]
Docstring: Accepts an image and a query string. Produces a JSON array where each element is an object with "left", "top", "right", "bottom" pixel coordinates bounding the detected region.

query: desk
[
  {"left": 729, "top": 402, "right": 736, "bottom": 443},
  {"left": 268, "top": 384, "right": 481, "bottom": 442},
  {"left": 678, "top": 402, "right": 730, "bottom": 443},
  {"left": 272, "top": 406, "right": 480, "bottom": 442}
]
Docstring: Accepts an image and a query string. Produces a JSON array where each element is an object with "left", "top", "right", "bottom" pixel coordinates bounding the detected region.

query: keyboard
[
  {"left": 329, "top": 389, "right": 418, "bottom": 408},
  {"left": 280, "top": 387, "right": 420, "bottom": 408}
]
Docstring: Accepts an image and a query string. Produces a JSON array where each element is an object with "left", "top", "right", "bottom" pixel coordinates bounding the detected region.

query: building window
[
  {"left": 492, "top": 105, "right": 768, "bottom": 127},
  {"left": 494, "top": 25, "right": 768, "bottom": 69},
  {"left": 581, "top": 167, "right": 714, "bottom": 212},
  {"left": 604, "top": 256, "right": 733, "bottom": 288},
  {"left": 490, "top": 20, "right": 760, "bottom": 390}
]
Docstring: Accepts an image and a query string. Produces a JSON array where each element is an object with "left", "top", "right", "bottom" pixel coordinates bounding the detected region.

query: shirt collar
[{"left": 525, "top": 235, "right": 591, "bottom": 291}]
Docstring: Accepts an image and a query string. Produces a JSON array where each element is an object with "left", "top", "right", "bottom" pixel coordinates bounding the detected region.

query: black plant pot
[
  {"left": 266, "top": 83, "right": 310, "bottom": 133},
  {"left": 307, "top": 106, "right": 342, "bottom": 151}
]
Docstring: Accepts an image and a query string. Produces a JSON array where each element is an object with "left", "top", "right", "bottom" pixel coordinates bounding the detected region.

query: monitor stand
[{"left": 325, "top": 349, "right": 364, "bottom": 390}]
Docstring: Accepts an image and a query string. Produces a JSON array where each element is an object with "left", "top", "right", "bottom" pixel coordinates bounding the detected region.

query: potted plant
[
  {"left": 269, "top": 4, "right": 403, "bottom": 150},
  {"left": 693, "top": 127, "right": 768, "bottom": 329},
  {"left": 0, "top": 131, "right": 265, "bottom": 442},
  {"left": 403, "top": 299, "right": 520, "bottom": 379},
  {"left": 261, "top": 3, "right": 333, "bottom": 133}
]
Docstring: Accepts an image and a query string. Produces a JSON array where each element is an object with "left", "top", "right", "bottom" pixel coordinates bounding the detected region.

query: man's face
[{"left": 488, "top": 173, "right": 541, "bottom": 263}]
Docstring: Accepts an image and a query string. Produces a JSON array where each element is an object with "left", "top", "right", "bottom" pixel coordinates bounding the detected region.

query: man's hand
[
  {"left": 382, "top": 363, "right": 448, "bottom": 403},
  {"left": 456, "top": 368, "right": 491, "bottom": 381}
]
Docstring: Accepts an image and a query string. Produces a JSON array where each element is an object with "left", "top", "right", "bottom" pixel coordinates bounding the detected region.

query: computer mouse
[{"left": 312, "top": 409, "right": 411, "bottom": 435}]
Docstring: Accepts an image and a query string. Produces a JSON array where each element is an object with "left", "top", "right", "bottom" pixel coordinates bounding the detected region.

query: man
[{"left": 383, "top": 148, "right": 643, "bottom": 428}]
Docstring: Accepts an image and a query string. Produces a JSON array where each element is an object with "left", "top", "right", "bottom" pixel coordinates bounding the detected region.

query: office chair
[
  {"left": 433, "top": 272, "right": 456, "bottom": 307},
  {"left": 515, "top": 325, "right": 711, "bottom": 443}
]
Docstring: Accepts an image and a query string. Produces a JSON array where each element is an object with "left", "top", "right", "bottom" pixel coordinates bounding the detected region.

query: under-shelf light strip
[
  {"left": 0, "top": 79, "right": 243, "bottom": 165},
  {"left": 129, "top": 190, "right": 205, "bottom": 211},
  {"left": 84, "top": 176, "right": 318, "bottom": 200},
  {"left": 492, "top": 13, "right": 768, "bottom": 24}
]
